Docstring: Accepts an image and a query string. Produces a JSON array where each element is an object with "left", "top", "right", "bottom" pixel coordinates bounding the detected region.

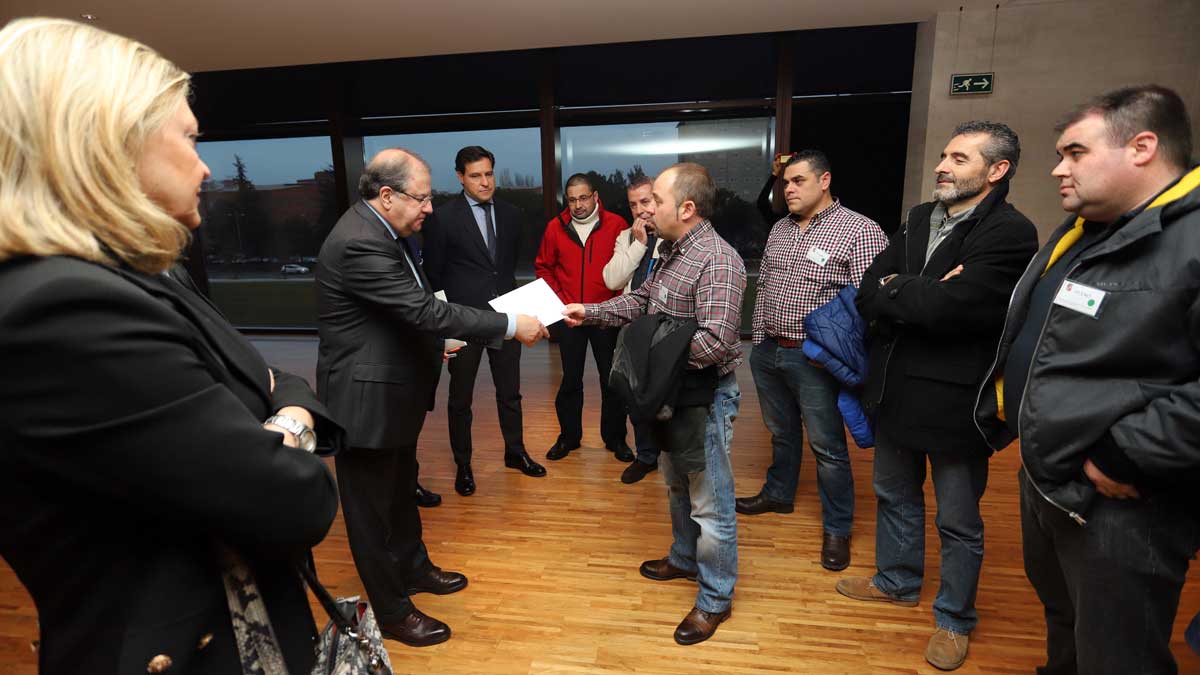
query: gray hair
[
  {"left": 627, "top": 175, "right": 654, "bottom": 191},
  {"left": 358, "top": 149, "right": 430, "bottom": 199},
  {"left": 951, "top": 120, "right": 1021, "bottom": 181}
]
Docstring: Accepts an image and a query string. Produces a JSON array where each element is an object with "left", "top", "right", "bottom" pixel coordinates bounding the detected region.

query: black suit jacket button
[
  {"left": 147, "top": 654, "right": 173, "bottom": 672},
  {"left": 888, "top": 288, "right": 899, "bottom": 299}
]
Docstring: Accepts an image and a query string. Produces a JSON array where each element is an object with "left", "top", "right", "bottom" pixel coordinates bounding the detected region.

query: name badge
[
  {"left": 807, "top": 247, "right": 831, "bottom": 267},
  {"left": 1053, "top": 280, "right": 1106, "bottom": 318}
]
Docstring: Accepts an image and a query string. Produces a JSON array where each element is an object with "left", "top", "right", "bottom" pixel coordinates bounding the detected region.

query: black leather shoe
[
  {"left": 735, "top": 492, "right": 793, "bottom": 515},
  {"left": 821, "top": 532, "right": 851, "bottom": 571},
  {"left": 380, "top": 607, "right": 450, "bottom": 647},
  {"left": 674, "top": 606, "right": 731, "bottom": 645},
  {"left": 455, "top": 465, "right": 476, "bottom": 496},
  {"left": 415, "top": 483, "right": 442, "bottom": 508},
  {"left": 504, "top": 451, "right": 547, "bottom": 477},
  {"left": 606, "top": 441, "right": 635, "bottom": 463},
  {"left": 545, "top": 440, "right": 580, "bottom": 461},
  {"left": 405, "top": 567, "right": 468, "bottom": 595},
  {"left": 621, "top": 459, "right": 657, "bottom": 484}
]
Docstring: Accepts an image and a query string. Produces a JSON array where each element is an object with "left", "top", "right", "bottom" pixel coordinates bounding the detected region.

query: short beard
[{"left": 932, "top": 171, "right": 987, "bottom": 206}]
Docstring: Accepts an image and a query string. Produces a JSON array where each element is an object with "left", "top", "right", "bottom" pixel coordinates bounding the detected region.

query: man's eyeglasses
[
  {"left": 389, "top": 187, "right": 432, "bottom": 206},
  {"left": 566, "top": 193, "right": 595, "bottom": 206}
]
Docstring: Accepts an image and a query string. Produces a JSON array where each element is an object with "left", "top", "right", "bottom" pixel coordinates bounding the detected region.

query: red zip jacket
[{"left": 535, "top": 205, "right": 628, "bottom": 304}]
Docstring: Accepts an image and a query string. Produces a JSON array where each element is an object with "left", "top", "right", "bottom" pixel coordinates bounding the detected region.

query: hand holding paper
[
  {"left": 562, "top": 303, "right": 586, "bottom": 327},
  {"left": 488, "top": 278, "right": 566, "bottom": 327}
]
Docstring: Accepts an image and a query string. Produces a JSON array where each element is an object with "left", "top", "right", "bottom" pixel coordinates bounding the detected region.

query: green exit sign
[{"left": 950, "top": 73, "right": 994, "bottom": 96}]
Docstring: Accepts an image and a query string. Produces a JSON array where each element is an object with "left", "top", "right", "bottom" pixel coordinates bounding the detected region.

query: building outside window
[{"left": 197, "top": 136, "right": 337, "bottom": 327}]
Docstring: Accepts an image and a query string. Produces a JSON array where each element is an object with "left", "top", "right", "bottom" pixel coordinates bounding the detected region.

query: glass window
[
  {"left": 560, "top": 117, "right": 775, "bottom": 263},
  {"left": 560, "top": 117, "right": 774, "bottom": 330},
  {"left": 196, "top": 136, "right": 337, "bottom": 327},
  {"left": 364, "top": 127, "right": 543, "bottom": 273}
]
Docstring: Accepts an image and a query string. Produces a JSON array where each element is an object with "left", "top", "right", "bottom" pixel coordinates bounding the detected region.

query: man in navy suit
[{"left": 423, "top": 146, "right": 547, "bottom": 497}]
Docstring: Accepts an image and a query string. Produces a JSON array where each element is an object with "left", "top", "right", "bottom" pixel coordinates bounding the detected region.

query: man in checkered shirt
[
  {"left": 563, "top": 162, "right": 746, "bottom": 646},
  {"left": 736, "top": 150, "right": 887, "bottom": 573}
]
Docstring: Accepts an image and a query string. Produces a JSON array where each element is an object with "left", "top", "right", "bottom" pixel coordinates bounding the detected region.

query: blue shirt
[{"left": 463, "top": 193, "right": 494, "bottom": 248}]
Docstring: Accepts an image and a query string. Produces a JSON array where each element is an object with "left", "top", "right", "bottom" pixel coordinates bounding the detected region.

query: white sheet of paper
[
  {"left": 433, "top": 291, "right": 468, "bottom": 350},
  {"left": 488, "top": 278, "right": 566, "bottom": 326}
]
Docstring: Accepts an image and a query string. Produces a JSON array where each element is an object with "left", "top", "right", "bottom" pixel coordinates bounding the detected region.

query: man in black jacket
[
  {"left": 317, "top": 148, "right": 546, "bottom": 647},
  {"left": 840, "top": 121, "right": 1038, "bottom": 671},
  {"left": 976, "top": 86, "right": 1200, "bottom": 675},
  {"left": 422, "top": 146, "right": 546, "bottom": 498}
]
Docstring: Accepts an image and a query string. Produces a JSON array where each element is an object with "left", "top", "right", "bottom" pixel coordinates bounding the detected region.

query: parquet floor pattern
[{"left": 1, "top": 337, "right": 1196, "bottom": 674}]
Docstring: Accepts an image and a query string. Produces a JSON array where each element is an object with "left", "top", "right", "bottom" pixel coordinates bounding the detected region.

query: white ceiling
[{"left": 1, "top": 0, "right": 1012, "bottom": 73}]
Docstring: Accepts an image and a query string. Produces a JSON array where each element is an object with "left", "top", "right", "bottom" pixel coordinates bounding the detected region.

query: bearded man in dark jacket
[{"left": 839, "top": 121, "right": 1038, "bottom": 671}]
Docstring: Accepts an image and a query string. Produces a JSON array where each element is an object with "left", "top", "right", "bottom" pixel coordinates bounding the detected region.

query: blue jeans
[
  {"left": 871, "top": 429, "right": 988, "bottom": 634},
  {"left": 659, "top": 373, "right": 740, "bottom": 613},
  {"left": 633, "top": 419, "right": 659, "bottom": 465},
  {"left": 750, "top": 338, "right": 853, "bottom": 536}
]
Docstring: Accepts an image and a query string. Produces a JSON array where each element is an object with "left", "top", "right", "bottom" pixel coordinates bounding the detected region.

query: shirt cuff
[
  {"left": 504, "top": 313, "right": 517, "bottom": 339},
  {"left": 1089, "top": 431, "right": 1143, "bottom": 484}
]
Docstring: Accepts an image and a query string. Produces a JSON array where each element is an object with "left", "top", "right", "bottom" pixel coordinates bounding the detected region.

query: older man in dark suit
[
  {"left": 316, "top": 148, "right": 546, "bottom": 647},
  {"left": 423, "top": 146, "right": 546, "bottom": 497}
]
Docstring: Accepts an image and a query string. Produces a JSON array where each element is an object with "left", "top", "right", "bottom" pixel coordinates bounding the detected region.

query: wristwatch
[{"left": 265, "top": 414, "right": 317, "bottom": 453}]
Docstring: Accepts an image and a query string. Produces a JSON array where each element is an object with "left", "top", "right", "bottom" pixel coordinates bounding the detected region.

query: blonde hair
[{"left": 0, "top": 17, "right": 192, "bottom": 274}]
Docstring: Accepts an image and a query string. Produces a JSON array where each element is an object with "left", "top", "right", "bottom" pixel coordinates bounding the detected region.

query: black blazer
[
  {"left": 315, "top": 201, "right": 510, "bottom": 449},
  {"left": 0, "top": 255, "right": 341, "bottom": 675},
  {"left": 422, "top": 193, "right": 522, "bottom": 309},
  {"left": 856, "top": 182, "right": 1038, "bottom": 453}
]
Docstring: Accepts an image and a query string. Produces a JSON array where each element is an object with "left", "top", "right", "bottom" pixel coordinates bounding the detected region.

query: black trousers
[
  {"left": 554, "top": 324, "right": 627, "bottom": 448},
  {"left": 1020, "top": 469, "right": 1198, "bottom": 675},
  {"left": 447, "top": 339, "right": 524, "bottom": 465},
  {"left": 335, "top": 433, "right": 434, "bottom": 624}
]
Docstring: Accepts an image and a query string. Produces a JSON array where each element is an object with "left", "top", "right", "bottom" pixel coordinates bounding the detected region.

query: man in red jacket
[{"left": 536, "top": 173, "right": 632, "bottom": 462}]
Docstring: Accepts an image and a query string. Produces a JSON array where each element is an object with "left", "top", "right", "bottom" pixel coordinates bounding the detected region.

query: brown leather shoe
[
  {"left": 734, "top": 492, "right": 794, "bottom": 515},
  {"left": 405, "top": 567, "right": 468, "bottom": 596},
  {"left": 639, "top": 557, "right": 697, "bottom": 582},
  {"left": 821, "top": 532, "right": 851, "bottom": 571},
  {"left": 925, "top": 627, "right": 969, "bottom": 670},
  {"left": 379, "top": 607, "right": 450, "bottom": 647},
  {"left": 835, "top": 576, "right": 918, "bottom": 607},
  {"left": 673, "top": 606, "right": 731, "bottom": 645}
]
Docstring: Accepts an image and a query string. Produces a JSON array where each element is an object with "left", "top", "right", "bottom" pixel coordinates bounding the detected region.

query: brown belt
[{"left": 772, "top": 337, "right": 802, "bottom": 348}]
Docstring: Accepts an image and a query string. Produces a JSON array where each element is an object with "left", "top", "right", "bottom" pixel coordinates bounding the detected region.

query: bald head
[{"left": 359, "top": 148, "right": 430, "bottom": 200}]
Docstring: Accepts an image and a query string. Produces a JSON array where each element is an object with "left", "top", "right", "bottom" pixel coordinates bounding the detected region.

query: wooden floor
[{"left": 2, "top": 336, "right": 1197, "bottom": 674}]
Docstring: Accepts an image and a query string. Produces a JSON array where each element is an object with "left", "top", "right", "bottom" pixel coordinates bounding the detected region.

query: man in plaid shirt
[
  {"left": 736, "top": 150, "right": 887, "bottom": 572},
  {"left": 563, "top": 162, "right": 746, "bottom": 646}
]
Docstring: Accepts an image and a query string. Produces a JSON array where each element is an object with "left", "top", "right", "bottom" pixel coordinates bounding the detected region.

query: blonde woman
[{"left": 0, "top": 18, "right": 342, "bottom": 674}]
